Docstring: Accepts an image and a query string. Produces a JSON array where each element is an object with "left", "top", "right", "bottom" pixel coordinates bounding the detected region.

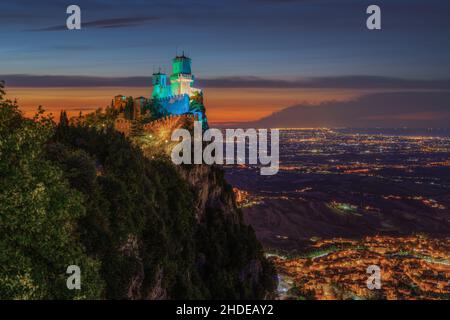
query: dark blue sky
[{"left": 1, "top": 0, "right": 450, "bottom": 80}]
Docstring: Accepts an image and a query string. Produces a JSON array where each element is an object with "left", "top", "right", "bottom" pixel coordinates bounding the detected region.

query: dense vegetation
[
  {"left": 0, "top": 82, "right": 276, "bottom": 299},
  {"left": 0, "top": 82, "right": 103, "bottom": 299}
]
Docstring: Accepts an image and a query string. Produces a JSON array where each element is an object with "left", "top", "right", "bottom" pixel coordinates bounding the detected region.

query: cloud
[
  {"left": 248, "top": 91, "right": 450, "bottom": 128},
  {"left": 0, "top": 74, "right": 152, "bottom": 87},
  {"left": 202, "top": 76, "right": 450, "bottom": 90},
  {"left": 28, "top": 16, "right": 160, "bottom": 31},
  {"left": 2, "top": 74, "right": 450, "bottom": 90}
]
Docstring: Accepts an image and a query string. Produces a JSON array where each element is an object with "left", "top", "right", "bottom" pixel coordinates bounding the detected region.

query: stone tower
[
  {"left": 152, "top": 71, "right": 169, "bottom": 99},
  {"left": 170, "top": 53, "right": 194, "bottom": 96}
]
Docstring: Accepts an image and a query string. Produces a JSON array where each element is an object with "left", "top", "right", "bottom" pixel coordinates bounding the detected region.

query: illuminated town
[
  {"left": 270, "top": 236, "right": 450, "bottom": 300},
  {"left": 2, "top": 0, "right": 450, "bottom": 304},
  {"left": 228, "top": 129, "right": 450, "bottom": 219},
  {"left": 228, "top": 129, "right": 450, "bottom": 299}
]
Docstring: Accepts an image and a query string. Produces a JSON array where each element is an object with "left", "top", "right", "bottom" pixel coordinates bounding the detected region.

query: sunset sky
[{"left": 1, "top": 0, "right": 450, "bottom": 123}]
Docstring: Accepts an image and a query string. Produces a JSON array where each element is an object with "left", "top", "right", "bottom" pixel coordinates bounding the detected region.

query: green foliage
[
  {"left": 0, "top": 81, "right": 275, "bottom": 299},
  {"left": 124, "top": 96, "right": 134, "bottom": 120},
  {"left": 189, "top": 92, "right": 208, "bottom": 129},
  {"left": 71, "top": 107, "right": 119, "bottom": 130},
  {"left": 189, "top": 91, "right": 205, "bottom": 113},
  {"left": 59, "top": 110, "right": 69, "bottom": 127},
  {"left": 48, "top": 124, "right": 202, "bottom": 298},
  {"left": 0, "top": 85, "right": 103, "bottom": 299},
  {"left": 143, "top": 99, "right": 169, "bottom": 122},
  {"left": 196, "top": 205, "right": 276, "bottom": 299},
  {"left": 48, "top": 124, "right": 275, "bottom": 299},
  {"left": 0, "top": 81, "right": 5, "bottom": 99}
]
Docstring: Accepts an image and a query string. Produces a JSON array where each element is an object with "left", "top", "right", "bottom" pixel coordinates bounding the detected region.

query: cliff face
[
  {"left": 177, "top": 164, "right": 275, "bottom": 298},
  {"left": 47, "top": 125, "right": 276, "bottom": 299},
  {"left": 133, "top": 164, "right": 276, "bottom": 300},
  {"left": 178, "top": 164, "right": 238, "bottom": 223}
]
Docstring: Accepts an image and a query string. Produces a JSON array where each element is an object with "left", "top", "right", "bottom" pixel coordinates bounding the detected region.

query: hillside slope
[
  {"left": 47, "top": 124, "right": 276, "bottom": 299},
  {"left": 0, "top": 83, "right": 276, "bottom": 299}
]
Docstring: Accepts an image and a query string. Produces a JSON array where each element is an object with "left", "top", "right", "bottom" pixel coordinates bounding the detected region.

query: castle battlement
[
  {"left": 116, "top": 113, "right": 199, "bottom": 137},
  {"left": 155, "top": 94, "right": 189, "bottom": 103},
  {"left": 170, "top": 73, "right": 194, "bottom": 81},
  {"left": 152, "top": 54, "right": 201, "bottom": 99},
  {"left": 114, "top": 55, "right": 208, "bottom": 135}
]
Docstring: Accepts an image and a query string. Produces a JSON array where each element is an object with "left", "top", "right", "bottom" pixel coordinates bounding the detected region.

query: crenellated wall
[
  {"left": 156, "top": 94, "right": 190, "bottom": 115},
  {"left": 143, "top": 113, "right": 197, "bottom": 133},
  {"left": 115, "top": 113, "right": 198, "bottom": 137}
]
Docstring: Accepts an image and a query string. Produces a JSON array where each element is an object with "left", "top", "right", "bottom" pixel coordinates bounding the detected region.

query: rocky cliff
[{"left": 46, "top": 124, "right": 276, "bottom": 299}]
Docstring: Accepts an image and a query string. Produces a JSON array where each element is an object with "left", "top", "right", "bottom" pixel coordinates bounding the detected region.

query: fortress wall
[
  {"left": 114, "top": 114, "right": 198, "bottom": 137},
  {"left": 157, "top": 94, "right": 190, "bottom": 115},
  {"left": 142, "top": 114, "right": 198, "bottom": 134}
]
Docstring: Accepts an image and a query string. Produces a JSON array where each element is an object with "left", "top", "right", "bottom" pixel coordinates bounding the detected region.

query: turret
[
  {"left": 170, "top": 53, "right": 194, "bottom": 96},
  {"left": 172, "top": 53, "right": 192, "bottom": 75},
  {"left": 152, "top": 71, "right": 168, "bottom": 99}
]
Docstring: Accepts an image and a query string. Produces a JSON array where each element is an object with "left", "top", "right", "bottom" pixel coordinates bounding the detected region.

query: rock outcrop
[{"left": 48, "top": 124, "right": 276, "bottom": 299}]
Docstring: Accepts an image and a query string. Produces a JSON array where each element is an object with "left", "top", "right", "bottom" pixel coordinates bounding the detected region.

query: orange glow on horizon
[{"left": 6, "top": 87, "right": 364, "bottom": 123}]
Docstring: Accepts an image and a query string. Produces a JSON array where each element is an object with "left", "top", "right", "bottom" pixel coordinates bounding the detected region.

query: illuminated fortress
[
  {"left": 152, "top": 54, "right": 202, "bottom": 100},
  {"left": 151, "top": 53, "right": 206, "bottom": 125},
  {"left": 114, "top": 54, "right": 208, "bottom": 136}
]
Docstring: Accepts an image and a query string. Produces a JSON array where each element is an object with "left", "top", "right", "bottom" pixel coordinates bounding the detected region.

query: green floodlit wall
[
  {"left": 152, "top": 73, "right": 170, "bottom": 99},
  {"left": 172, "top": 56, "right": 192, "bottom": 75}
]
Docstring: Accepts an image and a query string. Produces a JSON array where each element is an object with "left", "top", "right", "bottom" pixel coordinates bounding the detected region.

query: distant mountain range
[{"left": 247, "top": 91, "right": 450, "bottom": 128}]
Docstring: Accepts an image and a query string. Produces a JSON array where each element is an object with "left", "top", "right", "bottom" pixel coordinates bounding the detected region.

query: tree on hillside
[
  {"left": 59, "top": 110, "right": 69, "bottom": 127},
  {"left": 124, "top": 96, "right": 134, "bottom": 120},
  {"left": 0, "top": 81, "right": 275, "bottom": 299},
  {"left": 0, "top": 81, "right": 5, "bottom": 99},
  {"left": 0, "top": 82, "right": 104, "bottom": 299}
]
